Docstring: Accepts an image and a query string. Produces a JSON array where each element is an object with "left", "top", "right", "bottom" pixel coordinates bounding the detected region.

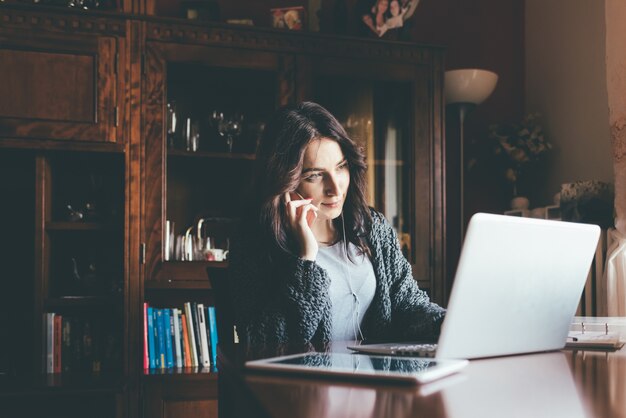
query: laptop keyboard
[{"left": 389, "top": 344, "right": 438, "bottom": 357}]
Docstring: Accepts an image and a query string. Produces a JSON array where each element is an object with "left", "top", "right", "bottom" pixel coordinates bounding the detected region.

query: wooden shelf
[
  {"left": 143, "top": 368, "right": 218, "bottom": 379},
  {"left": 46, "top": 222, "right": 109, "bottom": 231},
  {"left": 45, "top": 295, "right": 122, "bottom": 309},
  {"left": 0, "top": 372, "right": 125, "bottom": 396},
  {"left": 145, "top": 280, "right": 211, "bottom": 290},
  {"left": 0, "top": 138, "right": 125, "bottom": 153},
  {"left": 168, "top": 149, "right": 255, "bottom": 160},
  {"left": 149, "top": 261, "right": 227, "bottom": 285}
]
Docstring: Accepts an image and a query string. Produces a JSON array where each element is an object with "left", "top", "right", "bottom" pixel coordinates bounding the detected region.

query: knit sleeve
[
  {"left": 371, "top": 211, "right": 446, "bottom": 341},
  {"left": 228, "top": 232, "right": 331, "bottom": 345}
]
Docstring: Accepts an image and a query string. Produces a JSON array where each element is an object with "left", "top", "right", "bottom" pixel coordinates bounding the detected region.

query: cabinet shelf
[
  {"left": 145, "top": 280, "right": 210, "bottom": 290},
  {"left": 46, "top": 222, "right": 110, "bottom": 231},
  {"left": 153, "top": 261, "right": 227, "bottom": 284},
  {"left": 143, "top": 368, "right": 218, "bottom": 379},
  {"left": 0, "top": 372, "right": 125, "bottom": 396},
  {"left": 168, "top": 150, "right": 255, "bottom": 160},
  {"left": 44, "top": 295, "right": 122, "bottom": 309}
]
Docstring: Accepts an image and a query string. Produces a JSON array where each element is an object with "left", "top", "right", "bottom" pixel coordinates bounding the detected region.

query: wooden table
[{"left": 218, "top": 341, "right": 626, "bottom": 418}]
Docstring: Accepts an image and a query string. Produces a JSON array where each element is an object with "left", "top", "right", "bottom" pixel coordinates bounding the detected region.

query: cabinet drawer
[{"left": 0, "top": 35, "right": 119, "bottom": 142}]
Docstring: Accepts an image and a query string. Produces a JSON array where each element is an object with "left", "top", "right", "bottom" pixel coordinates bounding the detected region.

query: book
[
  {"left": 143, "top": 302, "right": 149, "bottom": 369},
  {"left": 206, "top": 306, "right": 219, "bottom": 366},
  {"left": 181, "top": 313, "right": 192, "bottom": 368},
  {"left": 62, "top": 316, "right": 71, "bottom": 373},
  {"left": 197, "top": 303, "right": 211, "bottom": 368},
  {"left": 172, "top": 308, "right": 183, "bottom": 368},
  {"left": 163, "top": 309, "right": 174, "bottom": 368},
  {"left": 146, "top": 306, "right": 156, "bottom": 369},
  {"left": 46, "top": 313, "right": 55, "bottom": 373},
  {"left": 155, "top": 309, "right": 166, "bottom": 369},
  {"left": 565, "top": 331, "right": 625, "bottom": 350},
  {"left": 54, "top": 314, "right": 62, "bottom": 373},
  {"left": 191, "top": 302, "right": 203, "bottom": 366},
  {"left": 184, "top": 303, "right": 199, "bottom": 367},
  {"left": 177, "top": 310, "right": 186, "bottom": 367}
]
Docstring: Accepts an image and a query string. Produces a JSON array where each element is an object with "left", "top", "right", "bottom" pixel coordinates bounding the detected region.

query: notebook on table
[{"left": 349, "top": 213, "right": 601, "bottom": 359}]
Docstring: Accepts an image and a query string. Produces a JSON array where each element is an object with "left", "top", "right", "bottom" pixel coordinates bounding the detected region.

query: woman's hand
[{"left": 284, "top": 191, "right": 319, "bottom": 261}]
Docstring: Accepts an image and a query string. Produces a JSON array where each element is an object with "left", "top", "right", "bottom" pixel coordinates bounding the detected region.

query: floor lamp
[{"left": 444, "top": 69, "right": 498, "bottom": 242}]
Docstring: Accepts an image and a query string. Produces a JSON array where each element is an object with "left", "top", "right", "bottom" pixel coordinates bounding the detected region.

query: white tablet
[{"left": 245, "top": 352, "right": 468, "bottom": 384}]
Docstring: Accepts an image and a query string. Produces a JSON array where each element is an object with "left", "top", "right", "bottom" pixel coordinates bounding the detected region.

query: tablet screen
[{"left": 246, "top": 352, "right": 468, "bottom": 384}]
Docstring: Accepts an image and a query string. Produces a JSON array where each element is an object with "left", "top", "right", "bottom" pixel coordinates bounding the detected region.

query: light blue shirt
[{"left": 316, "top": 242, "right": 376, "bottom": 341}]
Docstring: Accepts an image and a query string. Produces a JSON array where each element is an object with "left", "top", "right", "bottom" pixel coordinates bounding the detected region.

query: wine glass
[
  {"left": 223, "top": 114, "right": 243, "bottom": 153},
  {"left": 210, "top": 111, "right": 243, "bottom": 152}
]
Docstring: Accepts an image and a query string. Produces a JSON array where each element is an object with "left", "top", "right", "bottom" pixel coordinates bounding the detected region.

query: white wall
[{"left": 525, "top": 0, "right": 613, "bottom": 204}]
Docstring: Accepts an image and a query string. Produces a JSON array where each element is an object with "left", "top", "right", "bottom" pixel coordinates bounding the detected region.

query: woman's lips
[{"left": 322, "top": 201, "right": 341, "bottom": 208}]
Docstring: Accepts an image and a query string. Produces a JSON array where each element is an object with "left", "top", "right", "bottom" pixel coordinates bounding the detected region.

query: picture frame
[{"left": 271, "top": 6, "right": 305, "bottom": 30}]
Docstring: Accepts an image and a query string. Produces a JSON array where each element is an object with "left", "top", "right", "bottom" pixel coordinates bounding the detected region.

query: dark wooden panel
[
  {"left": 0, "top": 48, "right": 95, "bottom": 122},
  {"left": 0, "top": 34, "right": 118, "bottom": 142},
  {"left": 143, "top": 376, "right": 218, "bottom": 418},
  {"left": 164, "top": 399, "right": 217, "bottom": 418}
]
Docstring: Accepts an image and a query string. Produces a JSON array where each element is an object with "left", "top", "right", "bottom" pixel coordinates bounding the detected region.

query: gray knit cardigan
[{"left": 228, "top": 210, "right": 445, "bottom": 346}]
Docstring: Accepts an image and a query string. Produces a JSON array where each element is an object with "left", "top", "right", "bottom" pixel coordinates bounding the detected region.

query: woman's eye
[
  {"left": 338, "top": 162, "right": 349, "bottom": 170},
  {"left": 304, "top": 173, "right": 322, "bottom": 182}
]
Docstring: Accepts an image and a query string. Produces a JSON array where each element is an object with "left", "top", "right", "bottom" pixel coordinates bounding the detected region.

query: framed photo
[{"left": 271, "top": 6, "right": 305, "bottom": 30}]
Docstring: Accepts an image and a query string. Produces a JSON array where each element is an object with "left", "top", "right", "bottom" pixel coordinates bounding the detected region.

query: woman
[{"left": 229, "top": 102, "right": 444, "bottom": 346}]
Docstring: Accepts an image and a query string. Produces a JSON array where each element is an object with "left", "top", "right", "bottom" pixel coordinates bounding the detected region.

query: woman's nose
[{"left": 325, "top": 174, "right": 341, "bottom": 196}]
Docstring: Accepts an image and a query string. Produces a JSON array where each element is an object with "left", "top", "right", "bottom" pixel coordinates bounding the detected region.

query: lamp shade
[{"left": 444, "top": 69, "right": 498, "bottom": 105}]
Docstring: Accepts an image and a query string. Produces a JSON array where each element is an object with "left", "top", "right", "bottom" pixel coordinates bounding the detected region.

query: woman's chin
[{"left": 320, "top": 207, "right": 343, "bottom": 221}]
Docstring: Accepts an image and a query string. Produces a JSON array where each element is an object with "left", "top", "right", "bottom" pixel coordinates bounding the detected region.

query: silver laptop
[{"left": 349, "top": 213, "right": 601, "bottom": 359}]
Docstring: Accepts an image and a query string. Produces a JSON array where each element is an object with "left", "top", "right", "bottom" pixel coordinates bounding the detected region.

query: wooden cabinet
[
  {"left": 0, "top": 8, "right": 124, "bottom": 144},
  {"left": 0, "top": 5, "right": 448, "bottom": 417},
  {"left": 0, "top": 7, "right": 131, "bottom": 418},
  {"left": 139, "top": 20, "right": 446, "bottom": 418}
]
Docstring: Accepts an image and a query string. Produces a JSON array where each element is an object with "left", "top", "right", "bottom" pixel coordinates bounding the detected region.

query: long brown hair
[{"left": 245, "top": 102, "right": 372, "bottom": 258}]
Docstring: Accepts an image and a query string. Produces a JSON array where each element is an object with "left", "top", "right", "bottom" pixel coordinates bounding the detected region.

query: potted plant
[{"left": 483, "top": 113, "right": 553, "bottom": 208}]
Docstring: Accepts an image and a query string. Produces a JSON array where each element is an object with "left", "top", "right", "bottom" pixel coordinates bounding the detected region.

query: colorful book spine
[
  {"left": 54, "top": 314, "right": 62, "bottom": 373},
  {"left": 206, "top": 306, "right": 219, "bottom": 367},
  {"left": 62, "top": 316, "right": 71, "bottom": 373},
  {"left": 147, "top": 307, "right": 156, "bottom": 369},
  {"left": 197, "top": 303, "right": 211, "bottom": 368},
  {"left": 177, "top": 310, "right": 185, "bottom": 367},
  {"left": 191, "top": 302, "right": 203, "bottom": 366},
  {"left": 46, "top": 313, "right": 55, "bottom": 373},
  {"left": 181, "top": 313, "right": 192, "bottom": 368},
  {"left": 143, "top": 302, "right": 149, "bottom": 369},
  {"left": 172, "top": 308, "right": 183, "bottom": 368},
  {"left": 184, "top": 303, "right": 199, "bottom": 367},
  {"left": 155, "top": 309, "right": 166, "bottom": 369},
  {"left": 163, "top": 309, "right": 174, "bottom": 368}
]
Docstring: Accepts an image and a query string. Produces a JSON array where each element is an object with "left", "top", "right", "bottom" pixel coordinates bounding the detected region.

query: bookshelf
[{"left": 0, "top": 147, "right": 127, "bottom": 416}]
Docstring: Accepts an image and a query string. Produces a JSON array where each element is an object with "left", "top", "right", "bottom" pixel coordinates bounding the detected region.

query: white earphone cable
[{"left": 341, "top": 213, "right": 365, "bottom": 341}]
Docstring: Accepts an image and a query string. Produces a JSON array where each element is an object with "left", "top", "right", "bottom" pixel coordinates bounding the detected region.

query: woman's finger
[{"left": 298, "top": 203, "right": 318, "bottom": 227}]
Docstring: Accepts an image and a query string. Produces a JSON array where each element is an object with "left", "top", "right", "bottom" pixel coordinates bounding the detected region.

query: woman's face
[
  {"left": 390, "top": 0, "right": 399, "bottom": 16},
  {"left": 296, "top": 137, "right": 350, "bottom": 222}
]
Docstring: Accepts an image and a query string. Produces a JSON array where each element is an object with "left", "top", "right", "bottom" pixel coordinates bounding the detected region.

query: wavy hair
[{"left": 245, "top": 101, "right": 372, "bottom": 259}]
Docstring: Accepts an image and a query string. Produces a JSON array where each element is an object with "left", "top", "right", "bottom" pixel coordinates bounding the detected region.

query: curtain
[{"left": 605, "top": 0, "right": 626, "bottom": 315}]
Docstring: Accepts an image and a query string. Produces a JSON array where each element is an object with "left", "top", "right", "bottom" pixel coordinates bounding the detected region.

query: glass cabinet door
[
  {"left": 143, "top": 41, "right": 281, "bottom": 286},
  {"left": 307, "top": 59, "right": 444, "bottom": 300},
  {"left": 314, "top": 78, "right": 413, "bottom": 260}
]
